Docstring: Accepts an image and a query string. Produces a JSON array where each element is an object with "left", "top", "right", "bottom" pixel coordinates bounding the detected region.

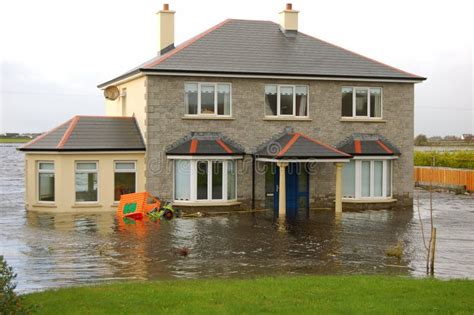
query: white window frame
[
  {"left": 184, "top": 82, "right": 232, "bottom": 117},
  {"left": 345, "top": 157, "right": 395, "bottom": 200},
  {"left": 172, "top": 158, "right": 238, "bottom": 203},
  {"left": 113, "top": 161, "right": 137, "bottom": 202},
  {"left": 75, "top": 161, "right": 99, "bottom": 203},
  {"left": 342, "top": 86, "right": 383, "bottom": 119},
  {"left": 264, "top": 84, "right": 309, "bottom": 118},
  {"left": 37, "top": 161, "right": 55, "bottom": 204}
]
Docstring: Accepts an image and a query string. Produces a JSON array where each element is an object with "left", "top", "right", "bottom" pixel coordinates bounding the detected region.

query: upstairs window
[
  {"left": 341, "top": 87, "right": 382, "bottom": 118},
  {"left": 184, "top": 83, "right": 231, "bottom": 116},
  {"left": 265, "top": 85, "right": 308, "bottom": 117}
]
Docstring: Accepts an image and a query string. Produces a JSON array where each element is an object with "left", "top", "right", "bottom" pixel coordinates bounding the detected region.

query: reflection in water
[{"left": 1, "top": 143, "right": 474, "bottom": 293}]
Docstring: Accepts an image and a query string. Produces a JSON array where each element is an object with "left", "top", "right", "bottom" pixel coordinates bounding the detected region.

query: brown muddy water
[{"left": 1, "top": 144, "right": 473, "bottom": 293}]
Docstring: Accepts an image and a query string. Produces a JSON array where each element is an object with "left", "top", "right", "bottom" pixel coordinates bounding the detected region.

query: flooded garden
[{"left": 1, "top": 143, "right": 473, "bottom": 293}]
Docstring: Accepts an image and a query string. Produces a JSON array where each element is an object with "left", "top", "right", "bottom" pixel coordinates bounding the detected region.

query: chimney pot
[
  {"left": 279, "top": 3, "right": 299, "bottom": 33},
  {"left": 156, "top": 4, "right": 175, "bottom": 55}
]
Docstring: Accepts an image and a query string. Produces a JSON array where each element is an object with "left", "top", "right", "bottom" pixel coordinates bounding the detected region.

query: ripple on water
[{"left": 1, "top": 143, "right": 473, "bottom": 293}]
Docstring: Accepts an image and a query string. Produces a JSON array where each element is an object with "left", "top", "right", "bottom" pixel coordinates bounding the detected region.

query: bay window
[
  {"left": 114, "top": 161, "right": 136, "bottom": 201},
  {"left": 173, "top": 159, "right": 237, "bottom": 202},
  {"left": 75, "top": 162, "right": 98, "bottom": 202},
  {"left": 341, "top": 87, "right": 382, "bottom": 118},
  {"left": 265, "top": 84, "right": 308, "bottom": 117},
  {"left": 38, "top": 162, "right": 55, "bottom": 202},
  {"left": 343, "top": 159, "right": 393, "bottom": 199},
  {"left": 185, "top": 82, "right": 231, "bottom": 116}
]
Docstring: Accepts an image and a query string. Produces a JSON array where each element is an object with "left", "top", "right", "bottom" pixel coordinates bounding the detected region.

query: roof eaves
[
  {"left": 139, "top": 68, "right": 426, "bottom": 82},
  {"left": 97, "top": 68, "right": 142, "bottom": 89},
  {"left": 18, "top": 148, "right": 146, "bottom": 152}
]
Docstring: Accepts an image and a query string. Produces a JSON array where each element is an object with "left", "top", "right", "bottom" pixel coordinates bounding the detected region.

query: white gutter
[
  {"left": 100, "top": 70, "right": 424, "bottom": 89},
  {"left": 23, "top": 151, "right": 146, "bottom": 155},
  {"left": 256, "top": 158, "right": 351, "bottom": 163},
  {"left": 141, "top": 71, "right": 424, "bottom": 84}
]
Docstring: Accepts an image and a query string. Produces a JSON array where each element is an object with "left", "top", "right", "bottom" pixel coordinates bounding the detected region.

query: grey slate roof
[
  {"left": 336, "top": 133, "right": 400, "bottom": 156},
  {"left": 254, "top": 128, "right": 351, "bottom": 159},
  {"left": 166, "top": 132, "right": 245, "bottom": 156},
  {"left": 99, "top": 19, "right": 424, "bottom": 88},
  {"left": 19, "top": 116, "right": 146, "bottom": 151}
]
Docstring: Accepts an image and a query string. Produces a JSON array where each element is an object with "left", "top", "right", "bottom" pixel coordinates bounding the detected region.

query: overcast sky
[{"left": 1, "top": 0, "right": 472, "bottom": 136}]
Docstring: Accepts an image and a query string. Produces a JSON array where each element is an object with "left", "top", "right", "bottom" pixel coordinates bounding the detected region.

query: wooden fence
[{"left": 414, "top": 166, "right": 474, "bottom": 191}]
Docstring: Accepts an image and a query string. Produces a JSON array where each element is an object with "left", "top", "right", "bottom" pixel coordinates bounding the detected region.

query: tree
[
  {"left": 0, "top": 255, "right": 32, "bottom": 314},
  {"left": 414, "top": 134, "right": 428, "bottom": 146}
]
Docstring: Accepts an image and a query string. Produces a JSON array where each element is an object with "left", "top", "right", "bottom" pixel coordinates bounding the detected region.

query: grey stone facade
[{"left": 145, "top": 75, "right": 415, "bottom": 210}]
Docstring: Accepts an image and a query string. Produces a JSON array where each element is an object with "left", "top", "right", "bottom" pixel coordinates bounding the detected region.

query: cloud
[
  {"left": 1, "top": 0, "right": 473, "bottom": 135},
  {"left": 0, "top": 61, "right": 102, "bottom": 133}
]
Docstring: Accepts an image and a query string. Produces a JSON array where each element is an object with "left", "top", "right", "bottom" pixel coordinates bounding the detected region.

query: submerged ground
[{"left": 1, "top": 143, "right": 473, "bottom": 294}]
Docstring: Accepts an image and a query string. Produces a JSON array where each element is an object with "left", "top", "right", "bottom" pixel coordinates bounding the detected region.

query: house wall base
[{"left": 175, "top": 195, "right": 413, "bottom": 213}]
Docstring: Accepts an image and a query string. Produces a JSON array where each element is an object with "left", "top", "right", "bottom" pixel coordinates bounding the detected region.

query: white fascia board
[
  {"left": 353, "top": 156, "right": 399, "bottom": 160},
  {"left": 166, "top": 155, "right": 244, "bottom": 160},
  {"left": 98, "top": 73, "right": 145, "bottom": 90},
  {"left": 256, "top": 158, "right": 351, "bottom": 163},
  {"left": 142, "top": 71, "right": 423, "bottom": 84},
  {"left": 24, "top": 151, "right": 146, "bottom": 155}
]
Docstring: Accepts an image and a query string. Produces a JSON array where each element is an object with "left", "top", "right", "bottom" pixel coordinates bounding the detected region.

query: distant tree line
[{"left": 414, "top": 134, "right": 473, "bottom": 146}]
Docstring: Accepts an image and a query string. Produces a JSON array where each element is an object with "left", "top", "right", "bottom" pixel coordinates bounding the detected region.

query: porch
[{"left": 254, "top": 131, "right": 351, "bottom": 216}]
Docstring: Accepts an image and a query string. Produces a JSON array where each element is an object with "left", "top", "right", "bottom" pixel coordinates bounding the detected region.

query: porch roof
[
  {"left": 254, "top": 131, "right": 351, "bottom": 160},
  {"left": 336, "top": 133, "right": 401, "bottom": 156},
  {"left": 166, "top": 132, "right": 245, "bottom": 156}
]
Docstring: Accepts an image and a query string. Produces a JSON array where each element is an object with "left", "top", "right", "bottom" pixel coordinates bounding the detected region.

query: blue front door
[{"left": 274, "top": 163, "right": 309, "bottom": 217}]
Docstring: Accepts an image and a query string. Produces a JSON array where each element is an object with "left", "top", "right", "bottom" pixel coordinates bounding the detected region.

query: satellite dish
[{"left": 104, "top": 86, "right": 120, "bottom": 100}]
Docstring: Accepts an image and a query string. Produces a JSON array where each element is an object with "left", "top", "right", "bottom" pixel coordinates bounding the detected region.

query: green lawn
[
  {"left": 23, "top": 276, "right": 474, "bottom": 314},
  {"left": 0, "top": 137, "right": 32, "bottom": 143}
]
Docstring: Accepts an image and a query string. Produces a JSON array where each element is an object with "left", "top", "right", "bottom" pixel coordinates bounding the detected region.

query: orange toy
[{"left": 117, "top": 192, "right": 161, "bottom": 221}]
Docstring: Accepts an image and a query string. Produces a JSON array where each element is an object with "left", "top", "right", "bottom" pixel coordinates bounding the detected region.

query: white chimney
[
  {"left": 279, "top": 3, "right": 299, "bottom": 33},
  {"left": 156, "top": 3, "right": 175, "bottom": 55}
]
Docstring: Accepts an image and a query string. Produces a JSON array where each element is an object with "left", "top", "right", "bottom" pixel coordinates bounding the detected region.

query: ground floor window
[
  {"left": 38, "top": 162, "right": 55, "bottom": 202},
  {"left": 114, "top": 161, "right": 136, "bottom": 201},
  {"left": 343, "top": 159, "right": 392, "bottom": 199},
  {"left": 75, "top": 162, "right": 98, "bottom": 202},
  {"left": 174, "top": 159, "right": 237, "bottom": 202}
]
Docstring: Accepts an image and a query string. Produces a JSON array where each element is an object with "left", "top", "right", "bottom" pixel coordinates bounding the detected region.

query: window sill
[
  {"left": 182, "top": 116, "right": 234, "bottom": 120},
  {"left": 263, "top": 117, "right": 312, "bottom": 121},
  {"left": 72, "top": 203, "right": 103, "bottom": 208},
  {"left": 32, "top": 203, "right": 57, "bottom": 208},
  {"left": 342, "top": 198, "right": 397, "bottom": 204},
  {"left": 339, "top": 118, "right": 386, "bottom": 123},
  {"left": 173, "top": 200, "right": 241, "bottom": 207}
]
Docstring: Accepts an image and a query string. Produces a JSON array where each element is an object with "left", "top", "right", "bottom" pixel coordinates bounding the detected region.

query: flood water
[{"left": 1, "top": 143, "right": 473, "bottom": 293}]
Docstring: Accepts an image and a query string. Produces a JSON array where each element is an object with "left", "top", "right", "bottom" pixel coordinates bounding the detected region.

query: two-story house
[{"left": 20, "top": 4, "right": 425, "bottom": 215}]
